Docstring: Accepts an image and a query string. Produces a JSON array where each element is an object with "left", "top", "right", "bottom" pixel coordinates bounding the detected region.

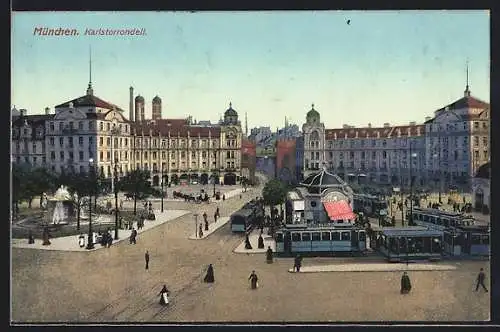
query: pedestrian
[
  {"left": 257, "top": 234, "right": 265, "bottom": 249},
  {"left": 203, "top": 212, "right": 208, "bottom": 223},
  {"left": 248, "top": 270, "right": 258, "bottom": 289},
  {"left": 203, "top": 264, "right": 215, "bottom": 283},
  {"left": 130, "top": 228, "right": 137, "bottom": 244},
  {"left": 198, "top": 223, "right": 204, "bottom": 238},
  {"left": 216, "top": 206, "right": 220, "bottom": 217},
  {"left": 28, "top": 230, "right": 35, "bottom": 244},
  {"left": 266, "top": 246, "right": 273, "bottom": 264},
  {"left": 244, "top": 233, "right": 253, "bottom": 249},
  {"left": 205, "top": 219, "right": 209, "bottom": 231},
  {"left": 400, "top": 271, "right": 412, "bottom": 294},
  {"left": 145, "top": 250, "right": 150, "bottom": 270},
  {"left": 159, "top": 285, "right": 170, "bottom": 306},
  {"left": 475, "top": 268, "right": 488, "bottom": 292},
  {"left": 294, "top": 254, "right": 302, "bottom": 272},
  {"left": 120, "top": 199, "right": 123, "bottom": 210},
  {"left": 223, "top": 194, "right": 226, "bottom": 201},
  {"left": 78, "top": 233, "right": 85, "bottom": 248},
  {"left": 214, "top": 212, "right": 218, "bottom": 223}
]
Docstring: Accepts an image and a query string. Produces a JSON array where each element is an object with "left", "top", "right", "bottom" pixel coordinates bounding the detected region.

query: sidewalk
[
  {"left": 233, "top": 228, "right": 276, "bottom": 254},
  {"left": 188, "top": 217, "right": 230, "bottom": 240},
  {"left": 287, "top": 262, "right": 458, "bottom": 273},
  {"left": 11, "top": 210, "right": 190, "bottom": 252}
]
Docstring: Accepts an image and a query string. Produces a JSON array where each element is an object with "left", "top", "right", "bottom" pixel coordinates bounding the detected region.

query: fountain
[{"left": 47, "top": 185, "right": 73, "bottom": 225}]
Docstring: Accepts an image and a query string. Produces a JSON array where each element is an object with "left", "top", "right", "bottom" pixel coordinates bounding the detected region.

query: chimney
[
  {"left": 367, "top": 123, "right": 372, "bottom": 128},
  {"left": 342, "top": 124, "right": 350, "bottom": 129},
  {"left": 45, "top": 107, "right": 50, "bottom": 115},
  {"left": 20, "top": 109, "right": 26, "bottom": 117},
  {"left": 383, "top": 123, "right": 390, "bottom": 128},
  {"left": 409, "top": 121, "right": 416, "bottom": 126},
  {"left": 129, "top": 86, "right": 134, "bottom": 121}
]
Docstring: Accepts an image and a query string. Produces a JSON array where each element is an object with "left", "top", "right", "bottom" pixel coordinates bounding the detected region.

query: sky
[{"left": 11, "top": 11, "right": 490, "bottom": 130}]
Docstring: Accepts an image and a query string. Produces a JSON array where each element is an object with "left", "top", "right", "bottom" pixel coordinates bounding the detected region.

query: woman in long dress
[
  {"left": 204, "top": 264, "right": 215, "bottom": 283},
  {"left": 248, "top": 270, "right": 258, "bottom": 289},
  {"left": 400, "top": 272, "right": 412, "bottom": 294},
  {"left": 266, "top": 246, "right": 273, "bottom": 264},
  {"left": 159, "top": 285, "right": 170, "bottom": 305}
]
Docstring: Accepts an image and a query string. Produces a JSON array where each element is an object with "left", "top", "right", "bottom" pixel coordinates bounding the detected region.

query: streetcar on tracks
[
  {"left": 274, "top": 223, "right": 367, "bottom": 256},
  {"left": 407, "top": 207, "right": 475, "bottom": 231},
  {"left": 352, "top": 194, "right": 388, "bottom": 218},
  {"left": 230, "top": 209, "right": 256, "bottom": 233}
]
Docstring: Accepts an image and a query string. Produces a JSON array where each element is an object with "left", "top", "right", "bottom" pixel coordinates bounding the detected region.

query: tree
[
  {"left": 118, "top": 169, "right": 153, "bottom": 215},
  {"left": 262, "top": 179, "right": 288, "bottom": 212},
  {"left": 64, "top": 172, "right": 94, "bottom": 231}
]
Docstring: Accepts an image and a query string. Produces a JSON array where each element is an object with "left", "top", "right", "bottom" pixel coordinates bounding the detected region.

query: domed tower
[
  {"left": 302, "top": 104, "right": 325, "bottom": 176},
  {"left": 152, "top": 96, "right": 162, "bottom": 120},
  {"left": 135, "top": 95, "right": 145, "bottom": 122},
  {"left": 306, "top": 103, "right": 320, "bottom": 125},
  {"left": 223, "top": 102, "right": 238, "bottom": 125}
]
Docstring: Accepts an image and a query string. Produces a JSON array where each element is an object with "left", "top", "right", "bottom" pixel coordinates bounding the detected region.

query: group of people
[{"left": 197, "top": 207, "right": 221, "bottom": 238}]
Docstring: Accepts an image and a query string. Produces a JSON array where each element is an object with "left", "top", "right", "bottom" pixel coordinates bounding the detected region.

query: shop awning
[{"left": 323, "top": 200, "right": 356, "bottom": 221}]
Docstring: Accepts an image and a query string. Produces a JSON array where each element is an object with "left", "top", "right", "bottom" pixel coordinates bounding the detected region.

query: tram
[
  {"left": 274, "top": 223, "right": 367, "bottom": 256},
  {"left": 230, "top": 209, "right": 256, "bottom": 233},
  {"left": 443, "top": 225, "right": 490, "bottom": 257},
  {"left": 352, "top": 194, "right": 388, "bottom": 218},
  {"left": 407, "top": 207, "right": 475, "bottom": 231},
  {"left": 374, "top": 228, "right": 443, "bottom": 262}
]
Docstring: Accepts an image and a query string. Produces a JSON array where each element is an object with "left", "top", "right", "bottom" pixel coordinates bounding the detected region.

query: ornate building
[
  {"left": 129, "top": 103, "right": 243, "bottom": 186},
  {"left": 302, "top": 104, "right": 426, "bottom": 187}
]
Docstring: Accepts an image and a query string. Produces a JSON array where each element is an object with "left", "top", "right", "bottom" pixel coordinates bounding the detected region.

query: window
[
  {"left": 359, "top": 232, "right": 366, "bottom": 242},
  {"left": 372, "top": 151, "right": 376, "bottom": 159},
  {"left": 59, "top": 151, "right": 64, "bottom": 160},
  {"left": 341, "top": 232, "right": 351, "bottom": 241},
  {"left": 79, "top": 137, "right": 83, "bottom": 146},
  {"left": 302, "top": 232, "right": 311, "bottom": 241},
  {"left": 49, "top": 122, "right": 54, "bottom": 131},
  {"left": 474, "top": 122, "right": 479, "bottom": 129},
  {"left": 79, "top": 151, "right": 84, "bottom": 160},
  {"left": 99, "top": 137, "right": 103, "bottom": 146},
  {"left": 50, "top": 151, "right": 55, "bottom": 160},
  {"left": 291, "top": 233, "right": 301, "bottom": 241},
  {"left": 276, "top": 233, "right": 284, "bottom": 243},
  {"left": 321, "top": 232, "right": 331, "bottom": 241},
  {"left": 59, "top": 137, "right": 64, "bottom": 146},
  {"left": 310, "top": 201, "right": 317, "bottom": 207},
  {"left": 331, "top": 232, "right": 340, "bottom": 241},
  {"left": 311, "top": 232, "right": 321, "bottom": 241},
  {"left": 49, "top": 137, "right": 54, "bottom": 146}
]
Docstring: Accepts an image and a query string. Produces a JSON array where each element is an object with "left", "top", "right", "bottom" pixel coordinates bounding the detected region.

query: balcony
[
  {"left": 225, "top": 167, "right": 237, "bottom": 172},
  {"left": 62, "top": 128, "right": 79, "bottom": 135}
]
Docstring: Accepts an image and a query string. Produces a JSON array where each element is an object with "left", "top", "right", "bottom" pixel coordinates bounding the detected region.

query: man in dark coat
[
  {"left": 258, "top": 234, "right": 265, "bottom": 249},
  {"left": 216, "top": 206, "right": 220, "bottom": 217},
  {"left": 245, "top": 233, "right": 253, "bottom": 249},
  {"left": 248, "top": 270, "right": 258, "bottom": 289},
  {"left": 475, "top": 268, "right": 488, "bottom": 292},
  {"left": 198, "top": 224, "right": 204, "bottom": 238},
  {"left": 203, "top": 212, "right": 208, "bottom": 223},
  {"left": 130, "top": 228, "right": 137, "bottom": 244},
  {"left": 294, "top": 254, "right": 302, "bottom": 272},
  {"left": 400, "top": 272, "right": 412, "bottom": 294},
  {"left": 204, "top": 264, "right": 215, "bottom": 283},
  {"left": 145, "top": 251, "right": 150, "bottom": 270},
  {"left": 266, "top": 246, "right": 273, "bottom": 264}
]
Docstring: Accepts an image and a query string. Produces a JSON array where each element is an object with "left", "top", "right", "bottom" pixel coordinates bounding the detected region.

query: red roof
[
  {"left": 55, "top": 94, "right": 126, "bottom": 112},
  {"left": 131, "top": 119, "right": 220, "bottom": 137},
  {"left": 323, "top": 201, "right": 356, "bottom": 221},
  {"left": 325, "top": 124, "right": 425, "bottom": 140},
  {"left": 436, "top": 95, "right": 489, "bottom": 113}
]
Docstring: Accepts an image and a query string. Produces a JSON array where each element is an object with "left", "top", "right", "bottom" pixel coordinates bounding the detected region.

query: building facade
[
  {"left": 302, "top": 86, "right": 489, "bottom": 190},
  {"left": 129, "top": 103, "right": 243, "bottom": 186},
  {"left": 241, "top": 138, "right": 257, "bottom": 184},
  {"left": 12, "top": 82, "right": 244, "bottom": 186},
  {"left": 276, "top": 138, "right": 297, "bottom": 184}
]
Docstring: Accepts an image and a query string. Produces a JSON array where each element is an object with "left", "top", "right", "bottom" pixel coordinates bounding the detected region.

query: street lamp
[
  {"left": 193, "top": 213, "right": 198, "bottom": 238},
  {"left": 114, "top": 159, "right": 119, "bottom": 240},
  {"left": 409, "top": 140, "right": 417, "bottom": 227},
  {"left": 87, "top": 158, "right": 96, "bottom": 250},
  {"left": 213, "top": 151, "right": 217, "bottom": 197},
  {"left": 161, "top": 166, "right": 164, "bottom": 213},
  {"left": 433, "top": 153, "right": 442, "bottom": 203}
]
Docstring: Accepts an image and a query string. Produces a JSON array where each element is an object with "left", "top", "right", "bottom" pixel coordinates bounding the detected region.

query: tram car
[
  {"left": 274, "top": 223, "right": 367, "bottom": 256},
  {"left": 352, "top": 194, "right": 388, "bottom": 218},
  {"left": 443, "top": 225, "right": 490, "bottom": 257},
  {"left": 375, "top": 228, "right": 443, "bottom": 262},
  {"left": 407, "top": 207, "right": 475, "bottom": 231},
  {"left": 230, "top": 208, "right": 256, "bottom": 233}
]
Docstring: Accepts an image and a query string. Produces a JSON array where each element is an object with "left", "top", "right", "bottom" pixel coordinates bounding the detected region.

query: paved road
[{"left": 11, "top": 183, "right": 490, "bottom": 323}]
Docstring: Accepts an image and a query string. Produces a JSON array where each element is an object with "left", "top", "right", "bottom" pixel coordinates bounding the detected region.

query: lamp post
[
  {"left": 194, "top": 213, "right": 198, "bottom": 238},
  {"left": 213, "top": 151, "right": 217, "bottom": 197},
  {"left": 161, "top": 166, "right": 164, "bottom": 213},
  {"left": 409, "top": 141, "right": 417, "bottom": 226},
  {"left": 114, "top": 159, "right": 119, "bottom": 240},
  {"left": 86, "top": 158, "right": 95, "bottom": 250},
  {"left": 433, "top": 153, "right": 442, "bottom": 204}
]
